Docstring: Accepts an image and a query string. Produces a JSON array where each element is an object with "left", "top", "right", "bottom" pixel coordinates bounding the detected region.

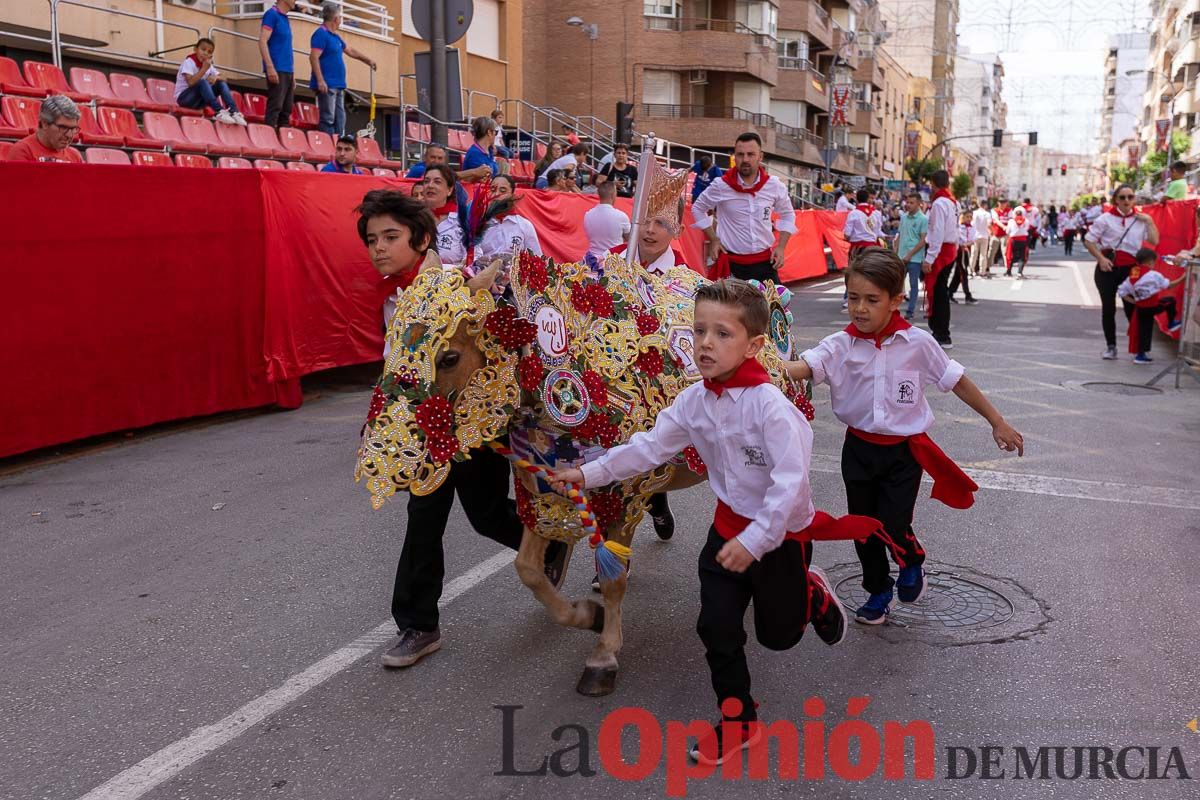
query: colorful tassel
[{"left": 486, "top": 441, "right": 599, "bottom": 538}]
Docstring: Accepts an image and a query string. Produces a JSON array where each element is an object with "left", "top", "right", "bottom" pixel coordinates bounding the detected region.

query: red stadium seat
[
  {"left": 146, "top": 78, "right": 205, "bottom": 117},
  {"left": 143, "top": 112, "right": 206, "bottom": 151},
  {"left": 285, "top": 160, "right": 316, "bottom": 172},
  {"left": 0, "top": 142, "right": 12, "bottom": 160},
  {"left": 248, "top": 123, "right": 303, "bottom": 159},
  {"left": 70, "top": 68, "right": 134, "bottom": 108},
  {"left": 357, "top": 137, "right": 404, "bottom": 169},
  {"left": 96, "top": 107, "right": 162, "bottom": 149},
  {"left": 179, "top": 116, "right": 242, "bottom": 155},
  {"left": 255, "top": 159, "right": 284, "bottom": 170},
  {"left": 108, "top": 73, "right": 172, "bottom": 112},
  {"left": 217, "top": 156, "right": 253, "bottom": 169},
  {"left": 131, "top": 150, "right": 173, "bottom": 167},
  {"left": 214, "top": 120, "right": 273, "bottom": 158},
  {"left": 306, "top": 130, "right": 335, "bottom": 161},
  {"left": 372, "top": 167, "right": 396, "bottom": 177},
  {"left": 534, "top": 142, "right": 547, "bottom": 161},
  {"left": 404, "top": 121, "right": 433, "bottom": 144},
  {"left": 174, "top": 153, "right": 212, "bottom": 168},
  {"left": 77, "top": 106, "right": 125, "bottom": 146},
  {"left": 290, "top": 101, "right": 319, "bottom": 130},
  {"left": 22, "top": 61, "right": 90, "bottom": 101},
  {"left": 242, "top": 93, "right": 267, "bottom": 123},
  {"left": 85, "top": 147, "right": 132, "bottom": 165},
  {"left": 278, "top": 126, "right": 318, "bottom": 161},
  {"left": 448, "top": 129, "right": 472, "bottom": 152},
  {"left": 0, "top": 57, "right": 49, "bottom": 97},
  {"left": 1, "top": 96, "right": 40, "bottom": 137}
]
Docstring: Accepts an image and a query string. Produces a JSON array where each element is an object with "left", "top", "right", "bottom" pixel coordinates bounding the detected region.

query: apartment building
[
  {"left": 876, "top": 0, "right": 957, "bottom": 142},
  {"left": 951, "top": 52, "right": 1005, "bottom": 197},
  {"left": 1138, "top": 0, "right": 1200, "bottom": 161}
]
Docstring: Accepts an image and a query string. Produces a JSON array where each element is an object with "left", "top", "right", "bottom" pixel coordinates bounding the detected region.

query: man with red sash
[
  {"left": 922, "top": 170, "right": 959, "bottom": 349},
  {"left": 787, "top": 248, "right": 1023, "bottom": 625},
  {"left": 843, "top": 187, "right": 885, "bottom": 257},
  {"left": 553, "top": 278, "right": 890, "bottom": 766},
  {"left": 691, "top": 132, "right": 797, "bottom": 283}
]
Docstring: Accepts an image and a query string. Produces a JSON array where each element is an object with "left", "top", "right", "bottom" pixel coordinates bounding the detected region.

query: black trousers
[
  {"left": 730, "top": 258, "right": 779, "bottom": 284},
  {"left": 1131, "top": 297, "right": 1179, "bottom": 354},
  {"left": 696, "top": 527, "right": 812, "bottom": 720},
  {"left": 928, "top": 264, "right": 952, "bottom": 343},
  {"left": 1094, "top": 264, "right": 1133, "bottom": 348},
  {"left": 1063, "top": 231, "right": 1075, "bottom": 255},
  {"left": 948, "top": 251, "right": 973, "bottom": 299},
  {"left": 842, "top": 433, "right": 926, "bottom": 595},
  {"left": 392, "top": 444, "right": 525, "bottom": 633},
  {"left": 1006, "top": 238, "right": 1028, "bottom": 273},
  {"left": 265, "top": 72, "right": 295, "bottom": 129}
]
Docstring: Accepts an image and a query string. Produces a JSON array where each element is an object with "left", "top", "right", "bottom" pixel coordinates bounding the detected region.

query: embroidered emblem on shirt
[
  {"left": 743, "top": 446, "right": 767, "bottom": 467},
  {"left": 896, "top": 379, "right": 916, "bottom": 405}
]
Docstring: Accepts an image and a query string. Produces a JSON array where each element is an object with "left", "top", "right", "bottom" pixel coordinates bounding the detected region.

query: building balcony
[
  {"left": 639, "top": 103, "right": 777, "bottom": 150},
  {"left": 853, "top": 51, "right": 886, "bottom": 91},
  {"left": 778, "top": 0, "right": 833, "bottom": 51},
  {"left": 217, "top": 0, "right": 393, "bottom": 41},
  {"left": 775, "top": 57, "right": 829, "bottom": 111},
  {"left": 852, "top": 101, "right": 882, "bottom": 138},
  {"left": 773, "top": 123, "right": 826, "bottom": 167},
  {"left": 642, "top": 17, "right": 779, "bottom": 86},
  {"left": 831, "top": 24, "right": 860, "bottom": 70},
  {"left": 1172, "top": 39, "right": 1200, "bottom": 78}
]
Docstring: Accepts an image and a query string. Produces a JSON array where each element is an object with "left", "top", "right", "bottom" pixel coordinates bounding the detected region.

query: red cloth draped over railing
[
  {"left": 0, "top": 163, "right": 845, "bottom": 457},
  {"left": 1142, "top": 199, "right": 1197, "bottom": 336}
]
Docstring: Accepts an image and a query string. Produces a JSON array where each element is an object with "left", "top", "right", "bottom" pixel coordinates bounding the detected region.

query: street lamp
[
  {"left": 566, "top": 17, "right": 599, "bottom": 118},
  {"left": 1126, "top": 68, "right": 1183, "bottom": 189}
]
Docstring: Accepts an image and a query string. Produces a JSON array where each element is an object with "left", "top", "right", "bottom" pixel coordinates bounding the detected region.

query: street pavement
[{"left": 2, "top": 243, "right": 1199, "bottom": 800}]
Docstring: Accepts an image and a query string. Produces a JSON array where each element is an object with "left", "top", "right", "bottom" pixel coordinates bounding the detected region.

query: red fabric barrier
[{"left": 1142, "top": 199, "right": 1197, "bottom": 336}]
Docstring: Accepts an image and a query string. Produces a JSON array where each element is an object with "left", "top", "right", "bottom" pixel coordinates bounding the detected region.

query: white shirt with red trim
[
  {"left": 923, "top": 195, "right": 958, "bottom": 264},
  {"left": 800, "top": 326, "right": 965, "bottom": 437},
  {"left": 1084, "top": 212, "right": 1149, "bottom": 258},
  {"left": 690, "top": 173, "right": 798, "bottom": 255},
  {"left": 843, "top": 208, "right": 880, "bottom": 244},
  {"left": 580, "top": 380, "right": 814, "bottom": 561},
  {"left": 1006, "top": 217, "right": 1030, "bottom": 238}
]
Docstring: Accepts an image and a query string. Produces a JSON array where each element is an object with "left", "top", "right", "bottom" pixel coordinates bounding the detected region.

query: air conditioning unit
[{"left": 689, "top": 70, "right": 708, "bottom": 85}]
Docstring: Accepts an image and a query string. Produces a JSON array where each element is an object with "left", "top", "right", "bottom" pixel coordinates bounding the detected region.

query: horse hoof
[
  {"left": 587, "top": 601, "right": 605, "bottom": 633},
  {"left": 577, "top": 665, "right": 617, "bottom": 696}
]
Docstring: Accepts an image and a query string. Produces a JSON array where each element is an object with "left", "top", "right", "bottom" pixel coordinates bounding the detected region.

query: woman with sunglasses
[{"left": 1083, "top": 185, "right": 1160, "bottom": 360}]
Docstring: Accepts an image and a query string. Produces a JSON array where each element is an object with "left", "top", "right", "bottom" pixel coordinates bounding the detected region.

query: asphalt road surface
[{"left": 3, "top": 244, "right": 1199, "bottom": 800}]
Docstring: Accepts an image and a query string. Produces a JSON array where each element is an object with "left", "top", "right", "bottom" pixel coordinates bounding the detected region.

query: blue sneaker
[
  {"left": 854, "top": 588, "right": 892, "bottom": 625},
  {"left": 896, "top": 565, "right": 927, "bottom": 603},
  {"left": 1133, "top": 353, "right": 1153, "bottom": 365},
  {"left": 1168, "top": 320, "right": 1183, "bottom": 334}
]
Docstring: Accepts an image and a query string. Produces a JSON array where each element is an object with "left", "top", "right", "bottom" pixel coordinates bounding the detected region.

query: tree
[
  {"left": 1108, "top": 164, "right": 1140, "bottom": 189},
  {"left": 904, "top": 156, "right": 943, "bottom": 185},
  {"left": 951, "top": 172, "right": 973, "bottom": 200},
  {"left": 1142, "top": 131, "right": 1192, "bottom": 185}
]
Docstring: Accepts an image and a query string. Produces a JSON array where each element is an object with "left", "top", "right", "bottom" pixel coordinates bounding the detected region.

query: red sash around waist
[
  {"left": 923, "top": 242, "right": 958, "bottom": 315},
  {"left": 712, "top": 247, "right": 773, "bottom": 279},
  {"left": 712, "top": 501, "right": 909, "bottom": 566},
  {"left": 848, "top": 427, "right": 978, "bottom": 510}
]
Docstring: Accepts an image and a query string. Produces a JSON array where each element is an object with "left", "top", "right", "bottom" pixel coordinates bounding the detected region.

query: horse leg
[
  {"left": 514, "top": 528, "right": 602, "bottom": 631},
  {"left": 576, "top": 567, "right": 629, "bottom": 696}
]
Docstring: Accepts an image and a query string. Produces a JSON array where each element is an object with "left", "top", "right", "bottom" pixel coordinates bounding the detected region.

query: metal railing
[
  {"left": 778, "top": 56, "right": 814, "bottom": 71},
  {"left": 640, "top": 104, "right": 775, "bottom": 128},
  {"left": 214, "top": 0, "right": 394, "bottom": 42},
  {"left": 206, "top": 25, "right": 310, "bottom": 80},
  {"left": 643, "top": 16, "right": 776, "bottom": 47},
  {"left": 47, "top": 0, "right": 202, "bottom": 69}
]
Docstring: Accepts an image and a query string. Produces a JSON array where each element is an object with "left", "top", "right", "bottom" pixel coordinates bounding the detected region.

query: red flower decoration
[
  {"left": 595, "top": 416, "right": 620, "bottom": 448},
  {"left": 585, "top": 284, "right": 615, "bottom": 317},
  {"left": 520, "top": 258, "right": 549, "bottom": 293},
  {"left": 485, "top": 305, "right": 537, "bottom": 350},
  {"left": 366, "top": 386, "right": 387, "bottom": 422},
  {"left": 683, "top": 445, "right": 707, "bottom": 476},
  {"left": 589, "top": 491, "right": 624, "bottom": 530},
  {"left": 793, "top": 393, "right": 816, "bottom": 421},
  {"left": 518, "top": 354, "right": 545, "bottom": 392},
  {"left": 635, "top": 349, "right": 664, "bottom": 377},
  {"left": 582, "top": 370, "right": 608, "bottom": 407},
  {"left": 414, "top": 395, "right": 454, "bottom": 436},
  {"left": 636, "top": 312, "right": 660, "bottom": 336},
  {"left": 426, "top": 431, "right": 460, "bottom": 464},
  {"left": 515, "top": 481, "right": 538, "bottom": 529},
  {"left": 570, "top": 283, "right": 592, "bottom": 314}
]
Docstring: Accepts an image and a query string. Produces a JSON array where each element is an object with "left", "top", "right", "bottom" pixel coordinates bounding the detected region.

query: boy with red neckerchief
[
  {"left": 922, "top": 170, "right": 960, "bottom": 349},
  {"left": 786, "top": 248, "right": 1023, "bottom": 625},
  {"left": 843, "top": 187, "right": 885, "bottom": 255},
  {"left": 551, "top": 279, "right": 891, "bottom": 767}
]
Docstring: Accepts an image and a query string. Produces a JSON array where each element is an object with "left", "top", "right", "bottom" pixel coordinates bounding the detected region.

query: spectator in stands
[
  {"left": 470, "top": 174, "right": 542, "bottom": 267},
  {"left": 6, "top": 95, "right": 82, "bottom": 163},
  {"left": 691, "top": 154, "right": 723, "bottom": 202},
  {"left": 422, "top": 164, "right": 469, "bottom": 267},
  {"left": 596, "top": 142, "right": 637, "bottom": 198},
  {"left": 490, "top": 108, "right": 511, "bottom": 158},
  {"left": 310, "top": 1, "right": 377, "bottom": 136},
  {"left": 532, "top": 141, "right": 562, "bottom": 180},
  {"left": 259, "top": 0, "right": 297, "bottom": 129},
  {"left": 537, "top": 143, "right": 587, "bottom": 189},
  {"left": 404, "top": 144, "right": 446, "bottom": 180},
  {"left": 174, "top": 38, "right": 246, "bottom": 126},
  {"left": 321, "top": 134, "right": 365, "bottom": 174},
  {"left": 561, "top": 124, "right": 580, "bottom": 147},
  {"left": 584, "top": 180, "right": 631, "bottom": 262},
  {"left": 552, "top": 167, "right": 582, "bottom": 193},
  {"left": 459, "top": 116, "right": 500, "bottom": 182}
]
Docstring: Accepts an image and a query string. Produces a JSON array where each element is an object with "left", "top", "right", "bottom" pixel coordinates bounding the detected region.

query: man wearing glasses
[{"left": 7, "top": 95, "right": 83, "bottom": 163}]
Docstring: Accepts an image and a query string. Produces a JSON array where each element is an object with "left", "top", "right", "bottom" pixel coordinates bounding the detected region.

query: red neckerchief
[
  {"left": 187, "top": 53, "right": 206, "bottom": 70},
  {"left": 722, "top": 167, "right": 769, "bottom": 194},
  {"left": 702, "top": 357, "right": 770, "bottom": 396},
  {"left": 844, "top": 310, "right": 912, "bottom": 349},
  {"left": 431, "top": 201, "right": 458, "bottom": 217},
  {"left": 375, "top": 253, "right": 425, "bottom": 307},
  {"left": 856, "top": 203, "right": 876, "bottom": 216},
  {"left": 932, "top": 188, "right": 954, "bottom": 204},
  {"left": 1022, "top": 202, "right": 1033, "bottom": 211},
  {"left": 1113, "top": 206, "right": 1136, "bottom": 227}
]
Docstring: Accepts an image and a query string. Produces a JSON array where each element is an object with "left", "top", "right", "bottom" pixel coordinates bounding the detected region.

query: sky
[{"left": 954, "top": 0, "right": 1154, "bottom": 155}]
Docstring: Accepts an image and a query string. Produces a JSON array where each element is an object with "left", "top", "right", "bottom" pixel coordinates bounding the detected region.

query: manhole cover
[
  {"left": 1063, "top": 380, "right": 1162, "bottom": 396},
  {"left": 821, "top": 561, "right": 1049, "bottom": 647}
]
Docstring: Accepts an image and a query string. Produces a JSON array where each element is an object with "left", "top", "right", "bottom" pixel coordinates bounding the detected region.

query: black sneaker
[
  {"left": 652, "top": 510, "right": 675, "bottom": 540},
  {"left": 949, "top": 296, "right": 959, "bottom": 304},
  {"left": 689, "top": 719, "right": 764, "bottom": 766},
  {"left": 381, "top": 627, "right": 441, "bottom": 668},
  {"left": 807, "top": 566, "right": 847, "bottom": 645},
  {"left": 965, "top": 297, "right": 979, "bottom": 305},
  {"left": 543, "top": 540, "right": 570, "bottom": 591}
]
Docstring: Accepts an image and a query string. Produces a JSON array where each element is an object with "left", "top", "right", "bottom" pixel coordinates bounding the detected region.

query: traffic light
[
  {"left": 1028, "top": 131, "right": 1038, "bottom": 146},
  {"left": 992, "top": 129, "right": 1003, "bottom": 147},
  {"left": 1046, "top": 168, "right": 1052, "bottom": 176},
  {"left": 1061, "top": 164, "right": 1068, "bottom": 175},
  {"left": 615, "top": 102, "right": 634, "bottom": 144}
]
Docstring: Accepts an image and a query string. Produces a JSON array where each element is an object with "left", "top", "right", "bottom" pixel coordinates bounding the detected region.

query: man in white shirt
[
  {"left": 174, "top": 38, "right": 246, "bottom": 126},
  {"left": 969, "top": 200, "right": 992, "bottom": 276},
  {"left": 584, "top": 181, "right": 630, "bottom": 262},
  {"left": 691, "top": 132, "right": 797, "bottom": 283},
  {"left": 922, "top": 170, "right": 959, "bottom": 348},
  {"left": 538, "top": 143, "right": 588, "bottom": 189}
]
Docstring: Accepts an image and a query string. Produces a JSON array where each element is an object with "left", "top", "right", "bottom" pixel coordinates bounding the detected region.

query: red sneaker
[
  {"left": 688, "top": 719, "right": 764, "bottom": 766},
  {"left": 808, "top": 566, "right": 848, "bottom": 645}
]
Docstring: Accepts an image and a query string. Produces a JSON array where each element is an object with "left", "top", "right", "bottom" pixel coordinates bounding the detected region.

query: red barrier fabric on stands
[
  {"left": 0, "top": 162, "right": 294, "bottom": 458},
  {"left": 1142, "top": 199, "right": 1196, "bottom": 335}
]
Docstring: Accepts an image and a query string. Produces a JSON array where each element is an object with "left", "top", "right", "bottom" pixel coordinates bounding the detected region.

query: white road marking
[
  {"left": 1010, "top": 278, "right": 1024, "bottom": 291},
  {"left": 1070, "top": 260, "right": 1093, "bottom": 306},
  {"left": 811, "top": 455, "right": 1200, "bottom": 510},
  {"left": 75, "top": 550, "right": 515, "bottom": 800}
]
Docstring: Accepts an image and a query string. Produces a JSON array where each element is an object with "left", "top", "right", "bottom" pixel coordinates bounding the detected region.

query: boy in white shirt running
[{"left": 786, "top": 249, "right": 1024, "bottom": 624}]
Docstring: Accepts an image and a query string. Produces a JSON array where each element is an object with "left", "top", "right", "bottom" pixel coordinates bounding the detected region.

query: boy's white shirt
[
  {"left": 580, "top": 380, "right": 815, "bottom": 561},
  {"left": 1118, "top": 270, "right": 1170, "bottom": 303}
]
